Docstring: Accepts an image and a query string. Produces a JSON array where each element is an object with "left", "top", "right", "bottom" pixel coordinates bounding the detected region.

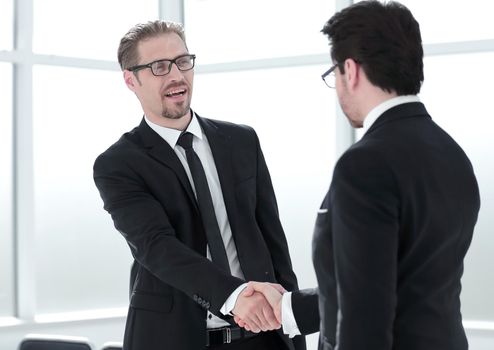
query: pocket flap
[{"left": 130, "top": 292, "right": 173, "bottom": 313}]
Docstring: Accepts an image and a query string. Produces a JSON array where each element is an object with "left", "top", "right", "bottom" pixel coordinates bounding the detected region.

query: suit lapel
[{"left": 134, "top": 118, "right": 197, "bottom": 208}]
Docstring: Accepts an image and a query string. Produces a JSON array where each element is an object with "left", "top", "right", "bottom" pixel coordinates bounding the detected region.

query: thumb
[
  {"left": 268, "top": 283, "right": 287, "bottom": 294},
  {"left": 241, "top": 284, "right": 255, "bottom": 297}
]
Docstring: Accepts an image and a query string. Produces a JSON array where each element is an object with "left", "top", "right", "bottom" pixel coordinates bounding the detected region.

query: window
[
  {"left": 32, "top": 65, "right": 141, "bottom": 313},
  {"left": 2, "top": 3, "right": 491, "bottom": 348},
  {"left": 0, "top": 63, "right": 14, "bottom": 317},
  {"left": 0, "top": 0, "right": 13, "bottom": 49},
  {"left": 400, "top": 0, "right": 494, "bottom": 44},
  {"left": 33, "top": 0, "right": 158, "bottom": 60},
  {"left": 184, "top": 0, "right": 334, "bottom": 64},
  {"left": 357, "top": 0, "right": 494, "bottom": 44}
]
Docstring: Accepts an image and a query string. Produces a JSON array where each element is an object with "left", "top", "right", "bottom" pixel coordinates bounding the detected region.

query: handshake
[{"left": 231, "top": 281, "right": 286, "bottom": 333}]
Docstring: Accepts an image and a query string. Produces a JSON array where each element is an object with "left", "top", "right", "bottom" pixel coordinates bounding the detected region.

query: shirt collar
[
  {"left": 144, "top": 111, "right": 203, "bottom": 148},
  {"left": 362, "top": 95, "right": 421, "bottom": 134}
]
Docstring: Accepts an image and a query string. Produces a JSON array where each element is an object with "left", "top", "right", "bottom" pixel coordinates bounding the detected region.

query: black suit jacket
[
  {"left": 93, "top": 114, "right": 305, "bottom": 350},
  {"left": 292, "top": 288, "right": 320, "bottom": 336},
  {"left": 312, "top": 102, "right": 480, "bottom": 350}
]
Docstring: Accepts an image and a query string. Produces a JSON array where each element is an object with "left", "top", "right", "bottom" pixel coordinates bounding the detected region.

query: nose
[{"left": 167, "top": 62, "right": 184, "bottom": 80}]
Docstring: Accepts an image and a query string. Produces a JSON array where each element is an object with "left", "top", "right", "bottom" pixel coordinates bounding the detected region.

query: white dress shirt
[{"left": 145, "top": 112, "right": 246, "bottom": 328}]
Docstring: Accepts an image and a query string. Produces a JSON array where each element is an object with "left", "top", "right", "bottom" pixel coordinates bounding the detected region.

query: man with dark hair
[
  {"left": 313, "top": 1, "right": 480, "bottom": 349},
  {"left": 237, "top": 1, "right": 480, "bottom": 350},
  {"left": 93, "top": 20, "right": 305, "bottom": 350}
]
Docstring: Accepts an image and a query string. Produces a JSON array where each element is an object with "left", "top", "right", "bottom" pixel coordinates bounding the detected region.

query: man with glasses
[
  {"left": 93, "top": 20, "right": 304, "bottom": 350},
  {"left": 314, "top": 1, "right": 480, "bottom": 350},
  {"left": 236, "top": 2, "right": 480, "bottom": 350}
]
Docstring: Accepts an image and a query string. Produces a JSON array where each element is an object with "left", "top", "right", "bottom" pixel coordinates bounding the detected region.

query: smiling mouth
[{"left": 165, "top": 88, "right": 186, "bottom": 97}]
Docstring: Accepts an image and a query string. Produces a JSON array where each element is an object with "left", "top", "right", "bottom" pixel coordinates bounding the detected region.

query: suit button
[
  {"left": 193, "top": 295, "right": 198, "bottom": 302},
  {"left": 205, "top": 302, "right": 210, "bottom": 309}
]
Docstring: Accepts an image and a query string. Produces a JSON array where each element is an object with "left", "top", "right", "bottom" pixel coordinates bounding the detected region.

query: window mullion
[{"left": 13, "top": 0, "right": 36, "bottom": 321}]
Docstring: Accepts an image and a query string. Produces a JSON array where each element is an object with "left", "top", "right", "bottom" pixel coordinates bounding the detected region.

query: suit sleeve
[
  {"left": 292, "top": 288, "right": 320, "bottom": 335},
  {"left": 330, "top": 147, "right": 400, "bottom": 350},
  {"left": 93, "top": 151, "right": 243, "bottom": 314}
]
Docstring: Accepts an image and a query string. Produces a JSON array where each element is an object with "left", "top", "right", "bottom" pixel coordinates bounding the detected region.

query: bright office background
[{"left": 1, "top": 0, "right": 493, "bottom": 349}]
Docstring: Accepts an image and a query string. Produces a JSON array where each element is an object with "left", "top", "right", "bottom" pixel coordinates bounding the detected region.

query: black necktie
[{"left": 177, "top": 132, "right": 231, "bottom": 274}]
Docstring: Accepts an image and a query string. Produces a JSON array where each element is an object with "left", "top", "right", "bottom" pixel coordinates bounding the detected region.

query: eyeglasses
[
  {"left": 321, "top": 63, "right": 339, "bottom": 88},
  {"left": 127, "top": 54, "right": 196, "bottom": 76}
]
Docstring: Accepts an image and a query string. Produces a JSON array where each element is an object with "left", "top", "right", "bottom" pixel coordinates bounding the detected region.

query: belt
[{"left": 206, "top": 326, "right": 258, "bottom": 346}]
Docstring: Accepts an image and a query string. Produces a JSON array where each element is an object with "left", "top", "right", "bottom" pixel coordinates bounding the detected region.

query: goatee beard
[{"left": 161, "top": 103, "right": 190, "bottom": 120}]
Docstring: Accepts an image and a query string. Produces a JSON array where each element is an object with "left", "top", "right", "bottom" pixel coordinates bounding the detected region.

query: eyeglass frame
[
  {"left": 127, "top": 53, "right": 197, "bottom": 76},
  {"left": 321, "top": 63, "right": 340, "bottom": 88}
]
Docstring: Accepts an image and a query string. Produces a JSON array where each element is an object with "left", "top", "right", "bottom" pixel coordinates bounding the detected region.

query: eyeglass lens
[
  {"left": 151, "top": 55, "right": 194, "bottom": 75},
  {"left": 324, "top": 73, "right": 336, "bottom": 88}
]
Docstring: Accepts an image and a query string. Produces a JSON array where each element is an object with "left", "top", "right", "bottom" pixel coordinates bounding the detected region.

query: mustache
[{"left": 164, "top": 81, "right": 188, "bottom": 91}]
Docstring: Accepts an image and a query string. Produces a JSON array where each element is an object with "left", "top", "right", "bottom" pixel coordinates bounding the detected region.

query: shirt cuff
[
  {"left": 282, "top": 291, "right": 301, "bottom": 338},
  {"left": 220, "top": 283, "right": 248, "bottom": 316}
]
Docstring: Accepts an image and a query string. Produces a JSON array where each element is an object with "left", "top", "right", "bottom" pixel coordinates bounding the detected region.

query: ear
[
  {"left": 123, "top": 70, "right": 138, "bottom": 92},
  {"left": 343, "top": 58, "right": 360, "bottom": 92}
]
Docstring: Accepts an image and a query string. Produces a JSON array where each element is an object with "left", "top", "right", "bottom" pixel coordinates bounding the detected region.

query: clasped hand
[{"left": 231, "top": 281, "right": 285, "bottom": 333}]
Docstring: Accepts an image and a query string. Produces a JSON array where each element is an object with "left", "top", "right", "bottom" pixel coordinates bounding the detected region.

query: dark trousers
[{"left": 207, "top": 331, "right": 288, "bottom": 350}]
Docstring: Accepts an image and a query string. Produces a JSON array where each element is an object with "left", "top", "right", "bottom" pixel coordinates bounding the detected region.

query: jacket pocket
[
  {"left": 130, "top": 291, "right": 173, "bottom": 314},
  {"left": 314, "top": 208, "right": 330, "bottom": 227}
]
